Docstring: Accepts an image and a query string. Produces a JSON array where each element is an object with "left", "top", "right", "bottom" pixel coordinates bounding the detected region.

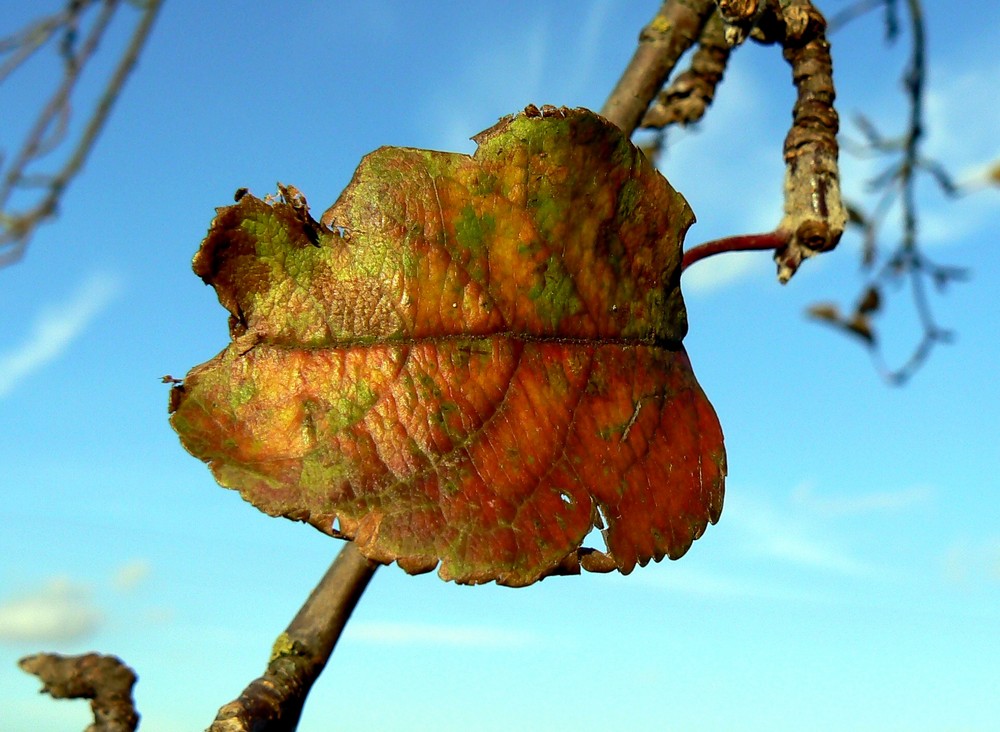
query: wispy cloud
[
  {"left": 924, "top": 66, "right": 1000, "bottom": 173},
  {"left": 422, "top": 2, "right": 621, "bottom": 152},
  {"left": 0, "top": 272, "right": 122, "bottom": 398},
  {"left": 725, "top": 492, "right": 874, "bottom": 577},
  {"left": 422, "top": 19, "right": 548, "bottom": 154},
  {"left": 633, "top": 564, "right": 826, "bottom": 603},
  {"left": 756, "top": 530, "right": 872, "bottom": 577},
  {"left": 0, "top": 560, "right": 162, "bottom": 645},
  {"left": 656, "top": 65, "right": 787, "bottom": 294},
  {"left": 791, "top": 482, "right": 933, "bottom": 517},
  {"left": 558, "top": 1, "right": 615, "bottom": 101},
  {"left": 347, "top": 621, "right": 536, "bottom": 648},
  {"left": 112, "top": 559, "right": 152, "bottom": 592},
  {"left": 0, "top": 577, "right": 103, "bottom": 644},
  {"left": 681, "top": 250, "right": 770, "bottom": 295},
  {"left": 839, "top": 58, "right": 1000, "bottom": 251}
]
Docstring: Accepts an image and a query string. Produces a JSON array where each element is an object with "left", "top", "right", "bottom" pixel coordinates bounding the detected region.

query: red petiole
[{"left": 681, "top": 231, "right": 789, "bottom": 272}]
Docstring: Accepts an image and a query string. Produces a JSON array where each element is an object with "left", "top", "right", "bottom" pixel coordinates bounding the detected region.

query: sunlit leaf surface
[{"left": 170, "top": 107, "right": 726, "bottom": 586}]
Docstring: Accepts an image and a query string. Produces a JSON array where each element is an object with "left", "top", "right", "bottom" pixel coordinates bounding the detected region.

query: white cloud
[
  {"left": 839, "top": 58, "right": 1000, "bottom": 254},
  {"left": 421, "top": 2, "right": 635, "bottom": 152},
  {"left": 924, "top": 66, "right": 1000, "bottom": 173},
  {"left": 791, "top": 482, "right": 933, "bottom": 517},
  {"left": 347, "top": 621, "right": 536, "bottom": 648},
  {"left": 0, "top": 272, "right": 122, "bottom": 398},
  {"left": 681, "top": 250, "right": 770, "bottom": 295},
  {"left": 758, "top": 530, "right": 872, "bottom": 576},
  {"left": 556, "top": 1, "right": 615, "bottom": 101},
  {"left": 654, "top": 63, "right": 790, "bottom": 294},
  {"left": 112, "top": 559, "right": 152, "bottom": 592},
  {"left": 0, "top": 577, "right": 103, "bottom": 643},
  {"left": 422, "top": 18, "right": 548, "bottom": 154},
  {"left": 725, "top": 492, "right": 874, "bottom": 577}
]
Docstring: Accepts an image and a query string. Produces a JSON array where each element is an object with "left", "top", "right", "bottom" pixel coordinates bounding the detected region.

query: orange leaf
[{"left": 170, "top": 107, "right": 726, "bottom": 586}]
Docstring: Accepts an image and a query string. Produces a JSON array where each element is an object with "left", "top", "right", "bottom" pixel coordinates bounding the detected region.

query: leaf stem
[{"left": 681, "top": 230, "right": 788, "bottom": 271}]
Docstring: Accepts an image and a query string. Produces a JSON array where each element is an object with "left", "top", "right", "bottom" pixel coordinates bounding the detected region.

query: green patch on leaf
[{"left": 528, "top": 256, "right": 583, "bottom": 329}]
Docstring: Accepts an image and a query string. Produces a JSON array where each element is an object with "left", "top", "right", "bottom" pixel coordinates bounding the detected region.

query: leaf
[
  {"left": 807, "top": 300, "right": 876, "bottom": 345},
  {"left": 169, "top": 107, "right": 726, "bottom": 587}
]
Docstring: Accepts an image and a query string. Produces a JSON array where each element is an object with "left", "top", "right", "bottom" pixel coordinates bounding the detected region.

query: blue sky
[{"left": 2, "top": 2, "right": 998, "bottom": 730}]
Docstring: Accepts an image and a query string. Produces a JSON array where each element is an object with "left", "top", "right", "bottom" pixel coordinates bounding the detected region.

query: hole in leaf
[{"left": 583, "top": 505, "right": 611, "bottom": 554}]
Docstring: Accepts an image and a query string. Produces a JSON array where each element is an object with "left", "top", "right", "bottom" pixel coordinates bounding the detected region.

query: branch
[
  {"left": 807, "top": 0, "right": 963, "bottom": 384},
  {"left": 627, "top": 1, "right": 845, "bottom": 283},
  {"left": 0, "top": 0, "right": 163, "bottom": 267},
  {"left": 759, "top": 0, "right": 846, "bottom": 281},
  {"left": 642, "top": 8, "right": 731, "bottom": 128},
  {"left": 18, "top": 652, "right": 140, "bottom": 732},
  {"left": 208, "top": 542, "right": 378, "bottom": 732},
  {"left": 601, "top": 0, "right": 717, "bottom": 134}
]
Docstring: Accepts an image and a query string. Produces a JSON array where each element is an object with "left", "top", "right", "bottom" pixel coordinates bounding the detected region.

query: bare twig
[
  {"left": 18, "top": 652, "right": 140, "bottom": 732},
  {"left": 0, "top": 2, "right": 97, "bottom": 82},
  {"left": 827, "top": 0, "right": 897, "bottom": 35},
  {"left": 208, "top": 543, "right": 378, "bottom": 732},
  {"left": 633, "top": 1, "right": 845, "bottom": 283},
  {"left": 601, "top": 0, "right": 717, "bottom": 134},
  {"left": 807, "top": 0, "right": 964, "bottom": 384},
  {"left": 1, "top": 0, "right": 163, "bottom": 267},
  {"left": 642, "top": 8, "right": 731, "bottom": 128}
]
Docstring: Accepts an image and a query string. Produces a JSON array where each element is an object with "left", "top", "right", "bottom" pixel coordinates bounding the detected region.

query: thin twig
[
  {"left": 827, "top": 0, "right": 893, "bottom": 33},
  {"left": 208, "top": 543, "right": 379, "bottom": 732},
  {"left": 641, "top": 8, "right": 731, "bottom": 128},
  {"left": 601, "top": 0, "right": 717, "bottom": 134},
  {"left": 809, "top": 0, "right": 961, "bottom": 384},
  {"left": 1, "top": 0, "right": 163, "bottom": 267},
  {"left": 0, "top": 1, "right": 120, "bottom": 207}
]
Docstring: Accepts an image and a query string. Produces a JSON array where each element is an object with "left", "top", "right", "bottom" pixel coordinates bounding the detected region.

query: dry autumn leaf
[{"left": 169, "top": 107, "right": 726, "bottom": 586}]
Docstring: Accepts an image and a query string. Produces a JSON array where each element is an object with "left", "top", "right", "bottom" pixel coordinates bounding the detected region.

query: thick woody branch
[
  {"left": 631, "top": 1, "right": 845, "bottom": 284},
  {"left": 716, "top": 0, "right": 768, "bottom": 44},
  {"left": 642, "top": 9, "right": 731, "bottom": 128},
  {"left": 208, "top": 543, "right": 378, "bottom": 732},
  {"left": 771, "top": 0, "right": 846, "bottom": 282},
  {"left": 697, "top": 0, "right": 844, "bottom": 282},
  {"left": 601, "top": 0, "right": 717, "bottom": 134},
  {"left": 18, "top": 652, "right": 140, "bottom": 732}
]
